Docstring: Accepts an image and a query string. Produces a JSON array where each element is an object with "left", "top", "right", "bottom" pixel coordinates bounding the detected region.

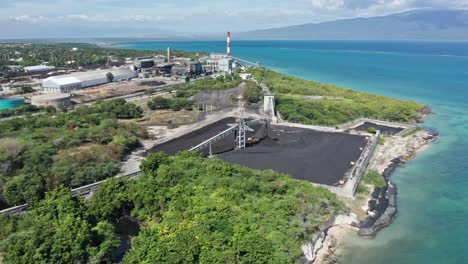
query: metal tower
[{"left": 236, "top": 96, "right": 246, "bottom": 150}]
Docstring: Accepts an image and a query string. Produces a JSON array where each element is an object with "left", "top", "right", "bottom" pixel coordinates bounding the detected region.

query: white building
[
  {"left": 42, "top": 68, "right": 137, "bottom": 93},
  {"left": 205, "top": 53, "right": 234, "bottom": 73},
  {"left": 24, "top": 65, "right": 55, "bottom": 73}
]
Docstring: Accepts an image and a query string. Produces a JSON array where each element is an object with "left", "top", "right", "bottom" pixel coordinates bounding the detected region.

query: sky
[{"left": 1, "top": 0, "right": 468, "bottom": 39}]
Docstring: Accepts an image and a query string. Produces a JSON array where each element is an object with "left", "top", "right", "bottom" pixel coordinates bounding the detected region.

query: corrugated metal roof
[{"left": 42, "top": 68, "right": 136, "bottom": 87}]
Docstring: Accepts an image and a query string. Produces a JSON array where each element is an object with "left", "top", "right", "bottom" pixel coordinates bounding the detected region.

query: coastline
[{"left": 313, "top": 126, "right": 437, "bottom": 263}]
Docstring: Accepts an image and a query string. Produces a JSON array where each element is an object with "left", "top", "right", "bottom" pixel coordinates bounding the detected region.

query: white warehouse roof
[{"left": 42, "top": 68, "right": 137, "bottom": 92}]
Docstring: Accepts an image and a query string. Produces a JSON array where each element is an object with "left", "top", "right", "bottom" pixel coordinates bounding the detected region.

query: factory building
[
  {"left": 31, "top": 94, "right": 71, "bottom": 108},
  {"left": 205, "top": 53, "right": 234, "bottom": 73},
  {"left": 42, "top": 68, "right": 137, "bottom": 93},
  {"left": 24, "top": 65, "right": 55, "bottom": 73},
  {"left": 134, "top": 57, "right": 156, "bottom": 69},
  {"left": 171, "top": 64, "right": 189, "bottom": 76},
  {"left": 171, "top": 62, "right": 204, "bottom": 76}
]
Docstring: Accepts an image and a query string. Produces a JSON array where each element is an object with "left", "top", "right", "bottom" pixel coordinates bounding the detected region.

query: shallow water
[{"left": 117, "top": 40, "right": 468, "bottom": 263}]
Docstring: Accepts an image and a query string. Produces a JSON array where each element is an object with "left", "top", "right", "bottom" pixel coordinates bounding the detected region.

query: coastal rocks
[
  {"left": 421, "top": 105, "right": 433, "bottom": 116},
  {"left": 358, "top": 182, "right": 397, "bottom": 238},
  {"left": 382, "top": 157, "right": 403, "bottom": 179},
  {"left": 302, "top": 214, "right": 358, "bottom": 263},
  {"left": 302, "top": 231, "right": 326, "bottom": 263}
]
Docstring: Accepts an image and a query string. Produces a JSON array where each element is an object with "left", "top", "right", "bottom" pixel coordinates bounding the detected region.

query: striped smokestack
[{"left": 227, "top": 32, "right": 231, "bottom": 57}]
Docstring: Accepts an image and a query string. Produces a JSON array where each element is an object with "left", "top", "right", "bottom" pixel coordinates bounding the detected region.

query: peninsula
[{"left": 0, "top": 42, "right": 435, "bottom": 263}]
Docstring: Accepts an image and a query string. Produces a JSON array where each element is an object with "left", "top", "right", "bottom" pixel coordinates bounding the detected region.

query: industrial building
[
  {"left": 205, "top": 54, "right": 234, "bottom": 73},
  {"left": 171, "top": 62, "right": 204, "bottom": 76},
  {"left": 31, "top": 93, "right": 71, "bottom": 108},
  {"left": 41, "top": 68, "right": 137, "bottom": 93},
  {"left": 134, "top": 57, "right": 155, "bottom": 69}
]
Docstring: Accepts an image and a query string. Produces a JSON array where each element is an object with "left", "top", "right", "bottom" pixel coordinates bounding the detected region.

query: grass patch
[
  {"left": 378, "top": 137, "right": 385, "bottom": 145},
  {"left": 362, "top": 170, "right": 386, "bottom": 188}
]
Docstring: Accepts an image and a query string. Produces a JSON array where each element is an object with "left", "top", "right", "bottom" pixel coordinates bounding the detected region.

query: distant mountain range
[{"left": 238, "top": 9, "right": 468, "bottom": 40}]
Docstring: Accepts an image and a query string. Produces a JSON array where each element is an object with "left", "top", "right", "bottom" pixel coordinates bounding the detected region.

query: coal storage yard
[
  {"left": 353, "top": 122, "right": 404, "bottom": 135},
  {"left": 151, "top": 118, "right": 369, "bottom": 186}
]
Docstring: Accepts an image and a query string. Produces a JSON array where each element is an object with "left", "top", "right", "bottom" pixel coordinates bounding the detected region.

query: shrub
[{"left": 367, "top": 126, "right": 377, "bottom": 134}]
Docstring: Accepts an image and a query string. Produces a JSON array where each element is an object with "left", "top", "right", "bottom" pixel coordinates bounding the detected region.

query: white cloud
[
  {"left": 9, "top": 14, "right": 164, "bottom": 24},
  {"left": 8, "top": 15, "right": 49, "bottom": 23},
  {"left": 309, "top": 0, "right": 345, "bottom": 10},
  {"left": 2, "top": 0, "right": 468, "bottom": 38}
]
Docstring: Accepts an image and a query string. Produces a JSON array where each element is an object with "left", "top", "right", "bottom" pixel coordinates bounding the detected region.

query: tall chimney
[
  {"left": 227, "top": 32, "right": 231, "bottom": 57},
  {"left": 167, "top": 47, "right": 171, "bottom": 62}
]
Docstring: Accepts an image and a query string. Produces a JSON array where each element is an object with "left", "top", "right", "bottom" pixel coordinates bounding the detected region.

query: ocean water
[{"left": 116, "top": 40, "right": 468, "bottom": 263}]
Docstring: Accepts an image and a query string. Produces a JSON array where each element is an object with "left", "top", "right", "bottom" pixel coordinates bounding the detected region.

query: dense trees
[
  {"left": 124, "top": 152, "right": 343, "bottom": 263},
  {"left": 0, "top": 151, "right": 343, "bottom": 263},
  {"left": 0, "top": 43, "right": 206, "bottom": 70},
  {"left": 248, "top": 68, "right": 424, "bottom": 125},
  {"left": 243, "top": 80, "right": 263, "bottom": 104},
  {"left": 0, "top": 187, "right": 120, "bottom": 264},
  {"left": 15, "top": 86, "right": 34, "bottom": 94},
  {"left": 147, "top": 96, "right": 193, "bottom": 111},
  {"left": 0, "top": 99, "right": 147, "bottom": 207}
]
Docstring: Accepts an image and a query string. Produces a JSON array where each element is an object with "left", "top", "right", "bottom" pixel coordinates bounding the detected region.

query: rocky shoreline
[
  {"left": 356, "top": 129, "right": 437, "bottom": 238},
  {"left": 309, "top": 128, "right": 437, "bottom": 263}
]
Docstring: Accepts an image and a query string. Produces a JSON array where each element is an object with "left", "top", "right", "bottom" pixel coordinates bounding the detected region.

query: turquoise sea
[{"left": 116, "top": 40, "right": 468, "bottom": 263}]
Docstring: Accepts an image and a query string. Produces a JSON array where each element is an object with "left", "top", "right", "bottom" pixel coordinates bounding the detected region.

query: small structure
[
  {"left": 24, "top": 65, "right": 54, "bottom": 73},
  {"left": 239, "top": 73, "right": 253, "bottom": 80},
  {"left": 31, "top": 93, "right": 71, "bottom": 108},
  {"left": 263, "top": 93, "right": 276, "bottom": 116}
]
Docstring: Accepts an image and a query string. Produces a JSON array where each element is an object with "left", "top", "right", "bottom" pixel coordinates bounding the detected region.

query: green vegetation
[
  {"left": 243, "top": 80, "right": 263, "bottom": 104},
  {"left": 362, "top": 170, "right": 386, "bottom": 188},
  {"left": 15, "top": 86, "right": 34, "bottom": 94},
  {"left": 248, "top": 68, "right": 424, "bottom": 125},
  {"left": 378, "top": 137, "right": 385, "bottom": 145},
  {"left": 0, "top": 151, "right": 343, "bottom": 263},
  {"left": 0, "top": 104, "right": 46, "bottom": 119},
  {"left": 367, "top": 126, "right": 377, "bottom": 134},
  {"left": 147, "top": 96, "right": 193, "bottom": 111},
  {"left": 0, "top": 187, "right": 120, "bottom": 264},
  {"left": 0, "top": 43, "right": 205, "bottom": 71},
  {"left": 0, "top": 99, "right": 147, "bottom": 207},
  {"left": 124, "top": 152, "right": 343, "bottom": 263},
  {"left": 173, "top": 75, "right": 243, "bottom": 98}
]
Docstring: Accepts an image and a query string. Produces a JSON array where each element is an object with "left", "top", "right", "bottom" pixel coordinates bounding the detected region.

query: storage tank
[
  {"left": 0, "top": 97, "right": 25, "bottom": 110},
  {"left": 31, "top": 94, "right": 71, "bottom": 108}
]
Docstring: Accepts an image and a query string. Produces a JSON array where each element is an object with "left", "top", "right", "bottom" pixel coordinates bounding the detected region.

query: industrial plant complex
[
  {"left": 0, "top": 32, "right": 257, "bottom": 112},
  {"left": 0, "top": 32, "right": 401, "bottom": 200}
]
